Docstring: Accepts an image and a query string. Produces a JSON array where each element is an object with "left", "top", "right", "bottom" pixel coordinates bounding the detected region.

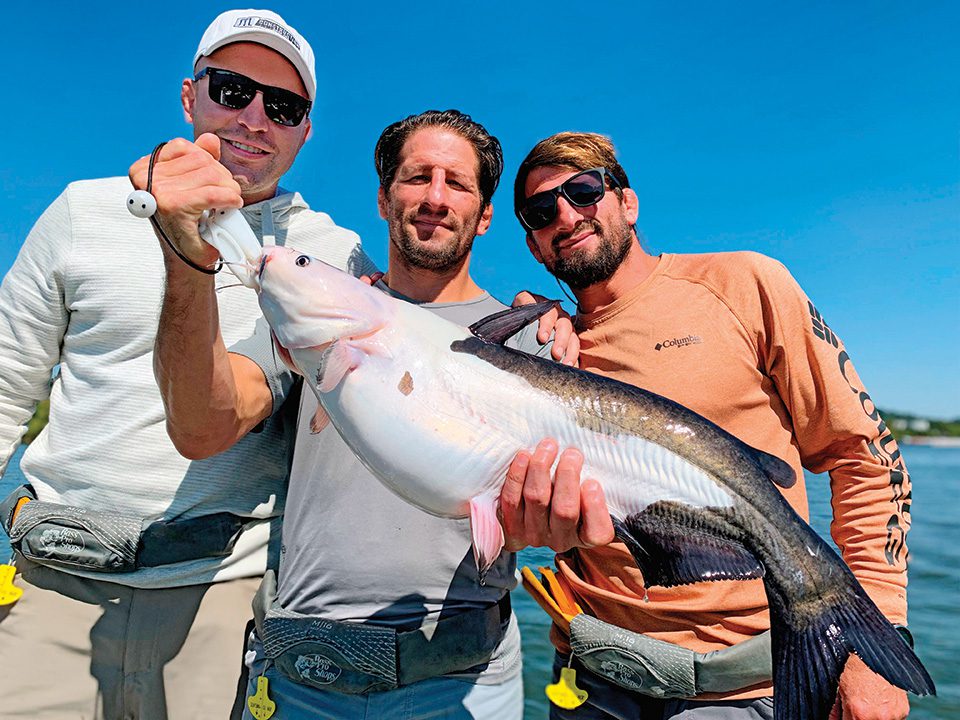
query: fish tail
[{"left": 772, "top": 580, "right": 935, "bottom": 720}]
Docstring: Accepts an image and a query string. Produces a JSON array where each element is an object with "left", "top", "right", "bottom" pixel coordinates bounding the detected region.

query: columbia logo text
[
  {"left": 654, "top": 335, "right": 703, "bottom": 351},
  {"left": 809, "top": 301, "right": 838, "bottom": 347}
]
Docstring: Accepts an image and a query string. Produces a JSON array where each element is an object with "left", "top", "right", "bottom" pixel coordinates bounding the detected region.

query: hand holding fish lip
[
  {"left": 500, "top": 439, "right": 615, "bottom": 553},
  {"left": 128, "top": 135, "right": 243, "bottom": 272},
  {"left": 512, "top": 290, "right": 580, "bottom": 367}
]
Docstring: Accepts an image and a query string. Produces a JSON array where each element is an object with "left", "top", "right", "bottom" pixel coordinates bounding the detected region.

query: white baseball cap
[{"left": 194, "top": 9, "right": 316, "bottom": 101}]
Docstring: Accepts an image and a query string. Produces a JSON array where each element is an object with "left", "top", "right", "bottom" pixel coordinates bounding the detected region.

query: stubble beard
[
  {"left": 548, "top": 218, "right": 634, "bottom": 290},
  {"left": 389, "top": 206, "right": 480, "bottom": 273}
]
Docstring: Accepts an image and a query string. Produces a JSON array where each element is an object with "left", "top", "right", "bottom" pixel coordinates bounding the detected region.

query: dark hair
[
  {"left": 374, "top": 109, "right": 503, "bottom": 208},
  {"left": 513, "top": 132, "right": 631, "bottom": 224}
]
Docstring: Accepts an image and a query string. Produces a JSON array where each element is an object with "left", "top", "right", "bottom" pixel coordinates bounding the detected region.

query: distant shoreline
[{"left": 901, "top": 435, "right": 960, "bottom": 448}]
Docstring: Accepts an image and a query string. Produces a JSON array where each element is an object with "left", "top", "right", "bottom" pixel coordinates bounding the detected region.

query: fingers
[
  {"left": 499, "top": 440, "right": 612, "bottom": 554},
  {"left": 500, "top": 451, "right": 531, "bottom": 552},
  {"left": 359, "top": 271, "right": 385, "bottom": 286},
  {"left": 545, "top": 448, "right": 584, "bottom": 546},
  {"left": 550, "top": 317, "right": 581, "bottom": 366},
  {"left": 537, "top": 306, "right": 558, "bottom": 345},
  {"left": 578, "top": 479, "right": 614, "bottom": 547},
  {"left": 520, "top": 439, "right": 559, "bottom": 546}
]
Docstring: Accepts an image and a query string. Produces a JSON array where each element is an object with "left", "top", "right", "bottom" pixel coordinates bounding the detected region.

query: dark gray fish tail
[
  {"left": 769, "top": 571, "right": 935, "bottom": 720},
  {"left": 614, "top": 512, "right": 935, "bottom": 720}
]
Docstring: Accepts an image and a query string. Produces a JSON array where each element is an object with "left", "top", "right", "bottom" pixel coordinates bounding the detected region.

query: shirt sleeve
[
  {"left": 0, "top": 190, "right": 72, "bottom": 476},
  {"left": 755, "top": 256, "right": 910, "bottom": 623},
  {"left": 228, "top": 316, "right": 297, "bottom": 417}
]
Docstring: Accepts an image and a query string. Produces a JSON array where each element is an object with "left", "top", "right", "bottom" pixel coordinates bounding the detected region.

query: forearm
[{"left": 154, "top": 249, "right": 268, "bottom": 459}]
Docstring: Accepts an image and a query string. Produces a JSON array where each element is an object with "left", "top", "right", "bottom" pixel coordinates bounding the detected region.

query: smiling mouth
[{"left": 224, "top": 139, "right": 268, "bottom": 155}]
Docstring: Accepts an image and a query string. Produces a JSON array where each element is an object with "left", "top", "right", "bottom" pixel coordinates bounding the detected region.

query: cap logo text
[{"left": 233, "top": 16, "right": 301, "bottom": 51}]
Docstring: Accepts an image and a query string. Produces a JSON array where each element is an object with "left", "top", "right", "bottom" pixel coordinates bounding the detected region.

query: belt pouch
[
  {"left": 253, "top": 570, "right": 400, "bottom": 694},
  {"left": 569, "top": 613, "right": 697, "bottom": 699},
  {"left": 3, "top": 486, "right": 141, "bottom": 572}
]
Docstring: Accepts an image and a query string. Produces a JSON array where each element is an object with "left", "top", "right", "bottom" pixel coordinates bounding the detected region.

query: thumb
[{"left": 195, "top": 133, "right": 222, "bottom": 161}]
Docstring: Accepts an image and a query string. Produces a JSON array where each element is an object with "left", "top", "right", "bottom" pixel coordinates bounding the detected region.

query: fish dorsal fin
[
  {"left": 613, "top": 504, "right": 764, "bottom": 588},
  {"left": 468, "top": 300, "right": 559, "bottom": 345},
  {"left": 753, "top": 448, "right": 797, "bottom": 489}
]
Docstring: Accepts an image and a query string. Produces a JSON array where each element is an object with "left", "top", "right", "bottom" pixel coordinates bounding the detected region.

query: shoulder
[
  {"left": 664, "top": 251, "right": 797, "bottom": 300},
  {"left": 665, "top": 250, "right": 787, "bottom": 282},
  {"left": 63, "top": 177, "right": 132, "bottom": 201}
]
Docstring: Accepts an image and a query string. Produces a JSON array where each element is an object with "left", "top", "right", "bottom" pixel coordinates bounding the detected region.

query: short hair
[
  {"left": 374, "top": 109, "right": 503, "bottom": 208},
  {"left": 514, "top": 132, "right": 631, "bottom": 222}
]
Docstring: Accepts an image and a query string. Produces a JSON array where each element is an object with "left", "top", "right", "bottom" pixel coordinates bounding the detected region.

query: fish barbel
[{"left": 250, "top": 245, "right": 935, "bottom": 720}]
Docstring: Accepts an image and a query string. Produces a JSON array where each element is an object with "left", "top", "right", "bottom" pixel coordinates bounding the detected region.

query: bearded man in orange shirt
[{"left": 503, "top": 131, "right": 915, "bottom": 720}]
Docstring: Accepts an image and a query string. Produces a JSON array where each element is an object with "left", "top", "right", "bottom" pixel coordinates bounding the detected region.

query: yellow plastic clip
[
  {"left": 520, "top": 566, "right": 583, "bottom": 634},
  {"left": 546, "top": 666, "right": 588, "bottom": 709},
  {"left": 247, "top": 675, "right": 276, "bottom": 720},
  {"left": 0, "top": 562, "right": 22, "bottom": 606}
]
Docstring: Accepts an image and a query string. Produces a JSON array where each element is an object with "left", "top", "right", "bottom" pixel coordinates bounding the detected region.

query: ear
[
  {"left": 302, "top": 117, "right": 313, "bottom": 143},
  {"left": 181, "top": 79, "right": 196, "bottom": 124},
  {"left": 377, "top": 186, "right": 388, "bottom": 220},
  {"left": 621, "top": 187, "right": 640, "bottom": 226},
  {"left": 525, "top": 234, "right": 544, "bottom": 263},
  {"left": 474, "top": 202, "right": 494, "bottom": 237}
]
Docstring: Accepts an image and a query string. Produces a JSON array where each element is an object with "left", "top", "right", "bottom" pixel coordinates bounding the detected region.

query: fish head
[{"left": 256, "top": 246, "right": 388, "bottom": 354}]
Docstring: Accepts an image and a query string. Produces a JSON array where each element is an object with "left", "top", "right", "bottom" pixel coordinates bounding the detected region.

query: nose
[
  {"left": 552, "top": 195, "right": 581, "bottom": 231},
  {"left": 424, "top": 170, "right": 449, "bottom": 210},
  {"left": 236, "top": 92, "right": 271, "bottom": 132}
]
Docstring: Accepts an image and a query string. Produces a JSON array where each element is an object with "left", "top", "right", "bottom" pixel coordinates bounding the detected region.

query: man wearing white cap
[{"left": 0, "top": 9, "right": 374, "bottom": 718}]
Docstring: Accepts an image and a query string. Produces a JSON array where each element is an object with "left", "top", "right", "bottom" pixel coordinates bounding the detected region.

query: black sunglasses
[
  {"left": 194, "top": 67, "right": 312, "bottom": 127},
  {"left": 518, "top": 167, "right": 621, "bottom": 231}
]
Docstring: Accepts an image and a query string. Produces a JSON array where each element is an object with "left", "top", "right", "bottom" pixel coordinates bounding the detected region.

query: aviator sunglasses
[
  {"left": 518, "top": 167, "right": 621, "bottom": 231},
  {"left": 193, "top": 67, "right": 312, "bottom": 127}
]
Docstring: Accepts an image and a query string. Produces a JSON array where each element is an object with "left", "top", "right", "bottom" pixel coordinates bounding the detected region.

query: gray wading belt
[
  {"left": 0, "top": 484, "right": 257, "bottom": 572},
  {"left": 252, "top": 570, "right": 512, "bottom": 695},
  {"left": 568, "top": 614, "right": 772, "bottom": 699}
]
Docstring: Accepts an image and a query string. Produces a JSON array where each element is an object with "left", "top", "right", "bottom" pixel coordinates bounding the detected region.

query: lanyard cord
[{"left": 146, "top": 142, "right": 222, "bottom": 275}]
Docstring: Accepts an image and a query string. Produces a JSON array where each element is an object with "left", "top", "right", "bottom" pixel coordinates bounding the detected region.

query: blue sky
[{"left": 1, "top": 2, "right": 957, "bottom": 418}]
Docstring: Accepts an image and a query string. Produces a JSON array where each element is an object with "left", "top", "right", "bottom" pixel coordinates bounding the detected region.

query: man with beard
[
  {"left": 143, "top": 110, "right": 591, "bottom": 719},
  {"left": 510, "top": 132, "right": 914, "bottom": 720}
]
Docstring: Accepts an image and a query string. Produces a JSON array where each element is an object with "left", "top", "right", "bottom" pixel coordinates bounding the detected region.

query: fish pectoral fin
[
  {"left": 317, "top": 341, "right": 363, "bottom": 393},
  {"left": 310, "top": 405, "right": 330, "bottom": 434},
  {"left": 469, "top": 495, "right": 505, "bottom": 575},
  {"left": 613, "top": 508, "right": 764, "bottom": 588},
  {"left": 467, "top": 300, "right": 559, "bottom": 345}
]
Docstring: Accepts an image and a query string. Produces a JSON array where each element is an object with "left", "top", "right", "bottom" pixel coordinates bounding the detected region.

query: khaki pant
[{"left": 0, "top": 559, "right": 259, "bottom": 719}]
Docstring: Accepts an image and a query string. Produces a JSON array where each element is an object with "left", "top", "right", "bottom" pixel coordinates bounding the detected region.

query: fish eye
[{"left": 295, "top": 255, "right": 311, "bottom": 267}]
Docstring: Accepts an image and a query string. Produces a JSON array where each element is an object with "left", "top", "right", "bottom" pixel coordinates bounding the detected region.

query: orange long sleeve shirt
[{"left": 554, "top": 251, "right": 911, "bottom": 700}]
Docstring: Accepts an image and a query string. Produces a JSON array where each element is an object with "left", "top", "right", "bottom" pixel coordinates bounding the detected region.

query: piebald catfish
[{"left": 249, "top": 245, "right": 935, "bottom": 720}]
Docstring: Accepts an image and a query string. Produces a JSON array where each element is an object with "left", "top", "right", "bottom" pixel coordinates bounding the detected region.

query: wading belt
[
  {"left": 251, "top": 570, "right": 512, "bottom": 695},
  {"left": 522, "top": 566, "right": 772, "bottom": 699},
  {"left": 0, "top": 484, "right": 257, "bottom": 572}
]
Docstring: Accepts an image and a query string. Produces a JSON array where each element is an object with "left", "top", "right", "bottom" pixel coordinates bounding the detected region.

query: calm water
[{"left": 2, "top": 445, "right": 957, "bottom": 718}]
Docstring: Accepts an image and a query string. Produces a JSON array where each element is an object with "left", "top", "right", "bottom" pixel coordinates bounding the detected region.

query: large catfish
[{"left": 250, "top": 245, "right": 934, "bottom": 720}]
